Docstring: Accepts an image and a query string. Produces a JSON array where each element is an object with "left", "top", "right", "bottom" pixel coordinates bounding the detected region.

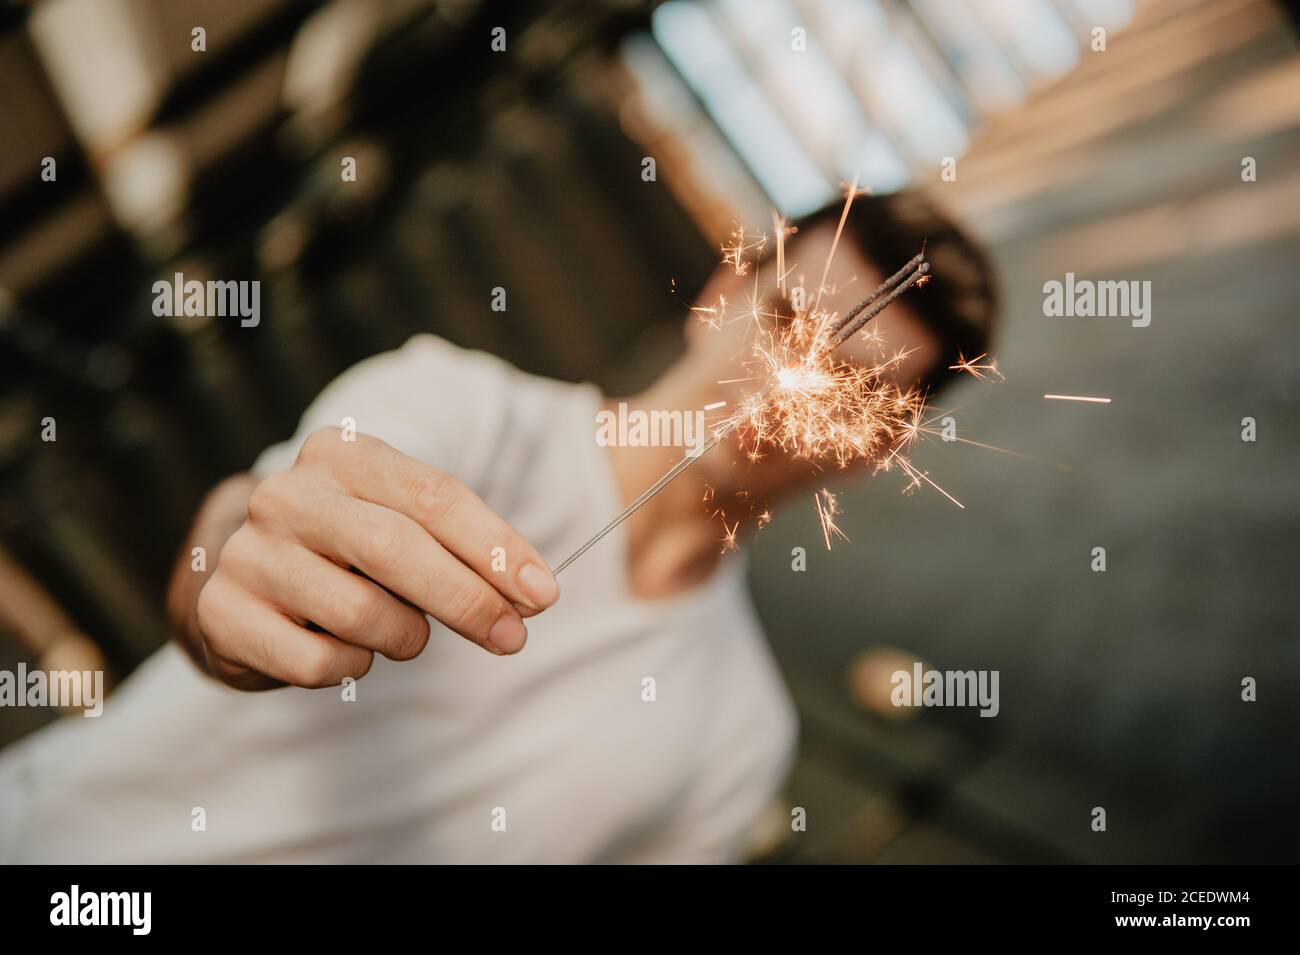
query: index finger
[{"left": 299, "top": 428, "right": 560, "bottom": 612}]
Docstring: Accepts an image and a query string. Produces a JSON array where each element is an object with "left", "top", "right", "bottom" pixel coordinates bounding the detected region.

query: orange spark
[
  {"left": 949, "top": 352, "right": 1005, "bottom": 383},
  {"left": 814, "top": 488, "right": 849, "bottom": 550},
  {"left": 1044, "top": 394, "right": 1111, "bottom": 404},
  {"left": 719, "top": 515, "right": 740, "bottom": 553}
]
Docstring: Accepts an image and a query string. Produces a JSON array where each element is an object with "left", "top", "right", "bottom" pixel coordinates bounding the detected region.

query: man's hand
[{"left": 167, "top": 427, "right": 560, "bottom": 690}]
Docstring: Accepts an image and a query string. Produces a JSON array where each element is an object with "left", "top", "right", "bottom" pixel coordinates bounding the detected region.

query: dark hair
[{"left": 797, "top": 189, "right": 999, "bottom": 391}]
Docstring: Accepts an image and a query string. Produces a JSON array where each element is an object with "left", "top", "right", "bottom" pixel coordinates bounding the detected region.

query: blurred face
[{"left": 684, "top": 220, "right": 940, "bottom": 390}]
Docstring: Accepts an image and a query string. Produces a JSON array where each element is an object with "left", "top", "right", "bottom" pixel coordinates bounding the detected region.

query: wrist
[{"left": 167, "top": 473, "right": 256, "bottom": 665}]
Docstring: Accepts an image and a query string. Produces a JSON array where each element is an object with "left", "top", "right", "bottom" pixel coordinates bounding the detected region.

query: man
[{"left": 0, "top": 189, "right": 996, "bottom": 863}]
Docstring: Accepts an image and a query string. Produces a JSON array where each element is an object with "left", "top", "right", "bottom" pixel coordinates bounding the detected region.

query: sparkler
[
  {"left": 542, "top": 193, "right": 1096, "bottom": 581},
  {"left": 549, "top": 222, "right": 932, "bottom": 578}
]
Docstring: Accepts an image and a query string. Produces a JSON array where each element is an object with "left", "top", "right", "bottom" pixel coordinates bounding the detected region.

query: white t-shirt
[{"left": 0, "top": 335, "right": 797, "bottom": 863}]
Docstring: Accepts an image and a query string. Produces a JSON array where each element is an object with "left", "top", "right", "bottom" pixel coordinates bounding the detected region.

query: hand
[{"left": 171, "top": 427, "right": 559, "bottom": 690}]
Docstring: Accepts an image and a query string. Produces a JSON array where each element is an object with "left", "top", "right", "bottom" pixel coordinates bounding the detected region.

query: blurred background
[{"left": 1, "top": 0, "right": 1297, "bottom": 862}]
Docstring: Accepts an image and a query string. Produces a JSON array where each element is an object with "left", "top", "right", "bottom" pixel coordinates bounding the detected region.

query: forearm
[{"left": 166, "top": 473, "right": 257, "bottom": 671}]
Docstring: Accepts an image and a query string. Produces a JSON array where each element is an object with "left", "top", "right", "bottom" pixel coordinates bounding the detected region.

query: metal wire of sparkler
[{"left": 549, "top": 253, "right": 930, "bottom": 579}]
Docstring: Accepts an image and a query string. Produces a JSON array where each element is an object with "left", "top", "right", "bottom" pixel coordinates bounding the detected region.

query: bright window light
[{"left": 652, "top": 0, "right": 833, "bottom": 215}]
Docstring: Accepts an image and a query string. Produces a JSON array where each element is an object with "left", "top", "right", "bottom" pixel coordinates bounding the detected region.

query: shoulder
[{"left": 252, "top": 335, "right": 584, "bottom": 486}]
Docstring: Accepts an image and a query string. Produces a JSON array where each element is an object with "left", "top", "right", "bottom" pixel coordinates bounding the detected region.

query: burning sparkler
[
  {"left": 549, "top": 190, "right": 934, "bottom": 577},
  {"left": 538, "top": 183, "right": 1103, "bottom": 581}
]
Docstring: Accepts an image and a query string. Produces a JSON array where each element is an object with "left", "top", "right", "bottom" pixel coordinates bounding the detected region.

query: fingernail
[
  {"left": 517, "top": 562, "right": 559, "bottom": 609},
  {"left": 487, "top": 614, "right": 527, "bottom": 654}
]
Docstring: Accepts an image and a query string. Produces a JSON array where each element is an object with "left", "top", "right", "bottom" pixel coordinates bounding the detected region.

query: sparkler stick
[
  {"left": 833, "top": 252, "right": 923, "bottom": 341},
  {"left": 552, "top": 430, "right": 728, "bottom": 576},
  {"left": 832, "top": 260, "right": 929, "bottom": 348},
  {"left": 549, "top": 254, "right": 930, "bottom": 580}
]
